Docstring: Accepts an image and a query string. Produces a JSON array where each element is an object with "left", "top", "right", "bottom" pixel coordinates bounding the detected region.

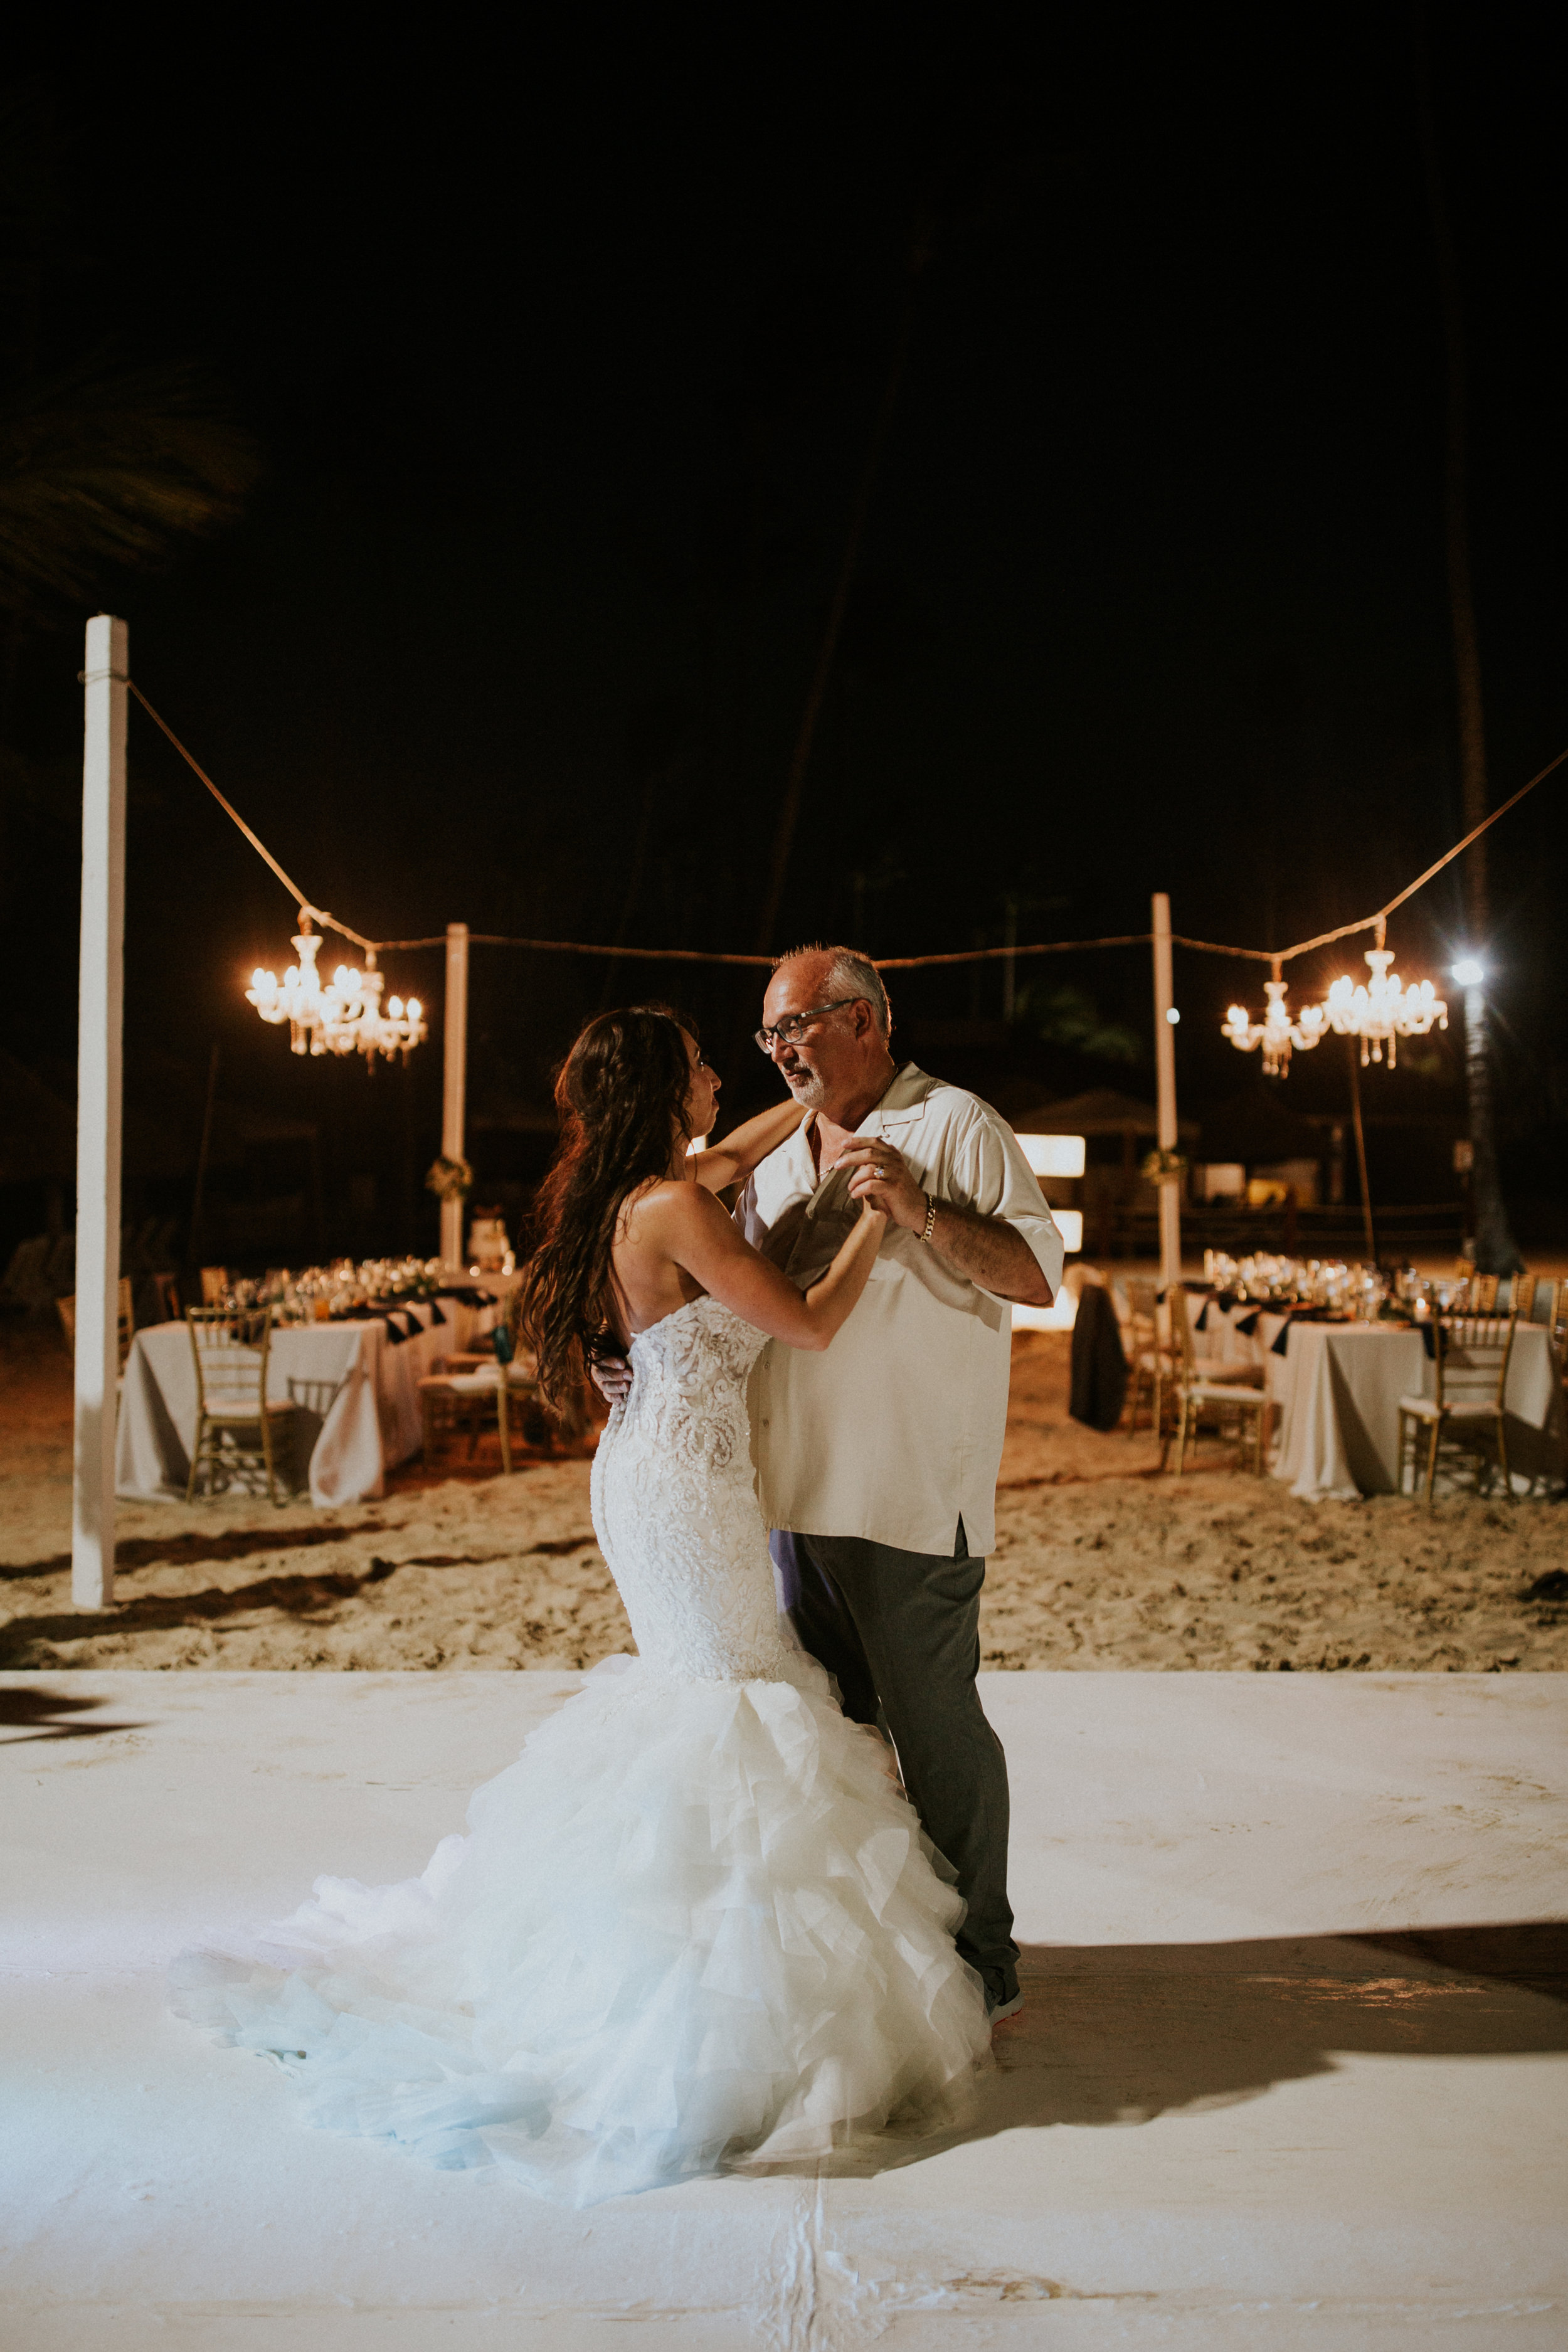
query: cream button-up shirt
[{"left": 736, "top": 1061, "right": 1064, "bottom": 1559}]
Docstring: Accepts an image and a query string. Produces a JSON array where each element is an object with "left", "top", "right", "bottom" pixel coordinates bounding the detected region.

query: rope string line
[
  {"left": 1171, "top": 740, "right": 1568, "bottom": 966},
  {"left": 125, "top": 678, "right": 1563, "bottom": 976},
  {"left": 127, "top": 684, "right": 384, "bottom": 956}
]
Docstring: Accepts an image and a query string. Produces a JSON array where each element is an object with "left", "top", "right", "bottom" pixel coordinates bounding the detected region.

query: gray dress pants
[{"left": 771, "top": 1524, "right": 1019, "bottom": 2005}]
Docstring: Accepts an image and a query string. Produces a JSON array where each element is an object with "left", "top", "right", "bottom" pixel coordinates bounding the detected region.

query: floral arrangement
[
  {"left": 425, "top": 1154, "right": 473, "bottom": 1202},
  {"left": 1140, "top": 1147, "right": 1189, "bottom": 1186}
]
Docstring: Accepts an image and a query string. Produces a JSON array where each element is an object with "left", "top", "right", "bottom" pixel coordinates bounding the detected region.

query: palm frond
[{"left": 0, "top": 355, "right": 260, "bottom": 620}]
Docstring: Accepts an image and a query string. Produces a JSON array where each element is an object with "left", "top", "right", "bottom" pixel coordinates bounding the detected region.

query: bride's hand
[
  {"left": 591, "top": 1355, "right": 633, "bottom": 1405},
  {"left": 842, "top": 1140, "right": 921, "bottom": 1229}
]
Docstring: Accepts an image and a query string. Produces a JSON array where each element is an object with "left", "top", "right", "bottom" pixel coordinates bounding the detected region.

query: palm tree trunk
[
  {"left": 1412, "top": 6, "right": 1522, "bottom": 1275},
  {"left": 751, "top": 237, "right": 928, "bottom": 955}
]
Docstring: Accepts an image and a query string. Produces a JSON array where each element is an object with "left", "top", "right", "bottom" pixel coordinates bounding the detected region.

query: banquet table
[
  {"left": 1267, "top": 1318, "right": 1564, "bottom": 1503},
  {"left": 115, "top": 1298, "right": 497, "bottom": 1508}
]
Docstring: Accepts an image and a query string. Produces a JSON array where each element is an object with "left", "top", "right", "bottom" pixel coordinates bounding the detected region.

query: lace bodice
[{"left": 590, "top": 1295, "right": 801, "bottom": 1683}]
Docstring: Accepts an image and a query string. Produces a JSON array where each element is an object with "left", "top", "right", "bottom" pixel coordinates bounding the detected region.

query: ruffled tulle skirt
[{"left": 169, "top": 1656, "right": 992, "bottom": 2205}]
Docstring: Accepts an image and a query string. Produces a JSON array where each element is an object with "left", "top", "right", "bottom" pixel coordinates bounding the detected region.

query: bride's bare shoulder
[
  {"left": 634, "top": 1179, "right": 728, "bottom": 1229},
  {"left": 617, "top": 1178, "right": 726, "bottom": 1239}
]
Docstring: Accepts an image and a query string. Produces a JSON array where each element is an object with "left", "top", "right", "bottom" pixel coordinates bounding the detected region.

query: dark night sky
[{"left": 6, "top": 9, "right": 1565, "bottom": 1236}]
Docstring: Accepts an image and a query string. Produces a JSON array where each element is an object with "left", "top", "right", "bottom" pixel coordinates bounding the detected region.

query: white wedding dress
[{"left": 171, "top": 1295, "right": 990, "bottom": 2205}]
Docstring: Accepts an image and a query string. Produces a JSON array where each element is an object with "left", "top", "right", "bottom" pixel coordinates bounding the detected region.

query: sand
[{"left": 2, "top": 1323, "right": 1563, "bottom": 1675}]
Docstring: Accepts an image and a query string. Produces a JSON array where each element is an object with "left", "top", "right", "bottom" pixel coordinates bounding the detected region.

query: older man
[{"left": 739, "top": 943, "right": 1063, "bottom": 2021}]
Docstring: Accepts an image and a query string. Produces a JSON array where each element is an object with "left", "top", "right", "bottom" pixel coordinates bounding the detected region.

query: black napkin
[{"left": 1268, "top": 1308, "right": 1345, "bottom": 1354}]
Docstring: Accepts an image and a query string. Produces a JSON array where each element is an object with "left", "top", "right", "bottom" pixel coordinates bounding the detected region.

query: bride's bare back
[
  {"left": 608, "top": 1180, "right": 709, "bottom": 1342},
  {"left": 603, "top": 1029, "right": 886, "bottom": 1354}
]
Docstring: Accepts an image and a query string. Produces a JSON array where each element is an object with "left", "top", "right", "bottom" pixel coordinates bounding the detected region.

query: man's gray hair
[{"left": 773, "top": 941, "right": 892, "bottom": 1040}]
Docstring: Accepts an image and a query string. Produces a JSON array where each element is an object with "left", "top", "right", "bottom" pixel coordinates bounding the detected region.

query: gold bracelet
[{"left": 921, "top": 1194, "right": 938, "bottom": 1244}]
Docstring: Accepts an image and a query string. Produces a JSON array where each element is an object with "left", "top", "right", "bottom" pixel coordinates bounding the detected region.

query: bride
[{"left": 172, "top": 1004, "right": 990, "bottom": 2205}]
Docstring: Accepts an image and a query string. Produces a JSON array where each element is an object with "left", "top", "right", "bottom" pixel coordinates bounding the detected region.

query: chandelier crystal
[
  {"left": 246, "top": 917, "right": 425, "bottom": 1064},
  {"left": 1322, "top": 924, "right": 1447, "bottom": 1067},
  {"left": 1221, "top": 966, "right": 1328, "bottom": 1078}
]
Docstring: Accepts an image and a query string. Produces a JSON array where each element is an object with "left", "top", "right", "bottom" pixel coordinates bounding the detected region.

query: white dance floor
[{"left": 4, "top": 1669, "right": 1565, "bottom": 2350}]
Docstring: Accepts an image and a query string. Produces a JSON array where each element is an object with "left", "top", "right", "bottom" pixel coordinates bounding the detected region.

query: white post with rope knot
[{"left": 73, "top": 615, "right": 128, "bottom": 1609}]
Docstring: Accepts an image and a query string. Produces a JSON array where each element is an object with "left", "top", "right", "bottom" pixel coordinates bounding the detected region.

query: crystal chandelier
[
  {"left": 1221, "top": 963, "right": 1328, "bottom": 1078},
  {"left": 246, "top": 917, "right": 425, "bottom": 1064},
  {"left": 1321, "top": 923, "right": 1447, "bottom": 1067}
]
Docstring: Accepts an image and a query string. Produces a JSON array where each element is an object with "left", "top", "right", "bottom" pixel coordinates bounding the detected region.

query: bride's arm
[
  {"left": 647, "top": 1182, "right": 884, "bottom": 1350},
  {"left": 691, "top": 1098, "right": 807, "bottom": 1192}
]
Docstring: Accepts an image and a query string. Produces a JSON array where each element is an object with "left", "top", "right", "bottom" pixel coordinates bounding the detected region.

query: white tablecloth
[
  {"left": 116, "top": 1300, "right": 494, "bottom": 1508},
  {"left": 1268, "top": 1320, "right": 1564, "bottom": 1502}
]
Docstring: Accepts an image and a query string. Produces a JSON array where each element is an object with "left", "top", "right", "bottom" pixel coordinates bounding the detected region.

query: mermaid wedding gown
[{"left": 171, "top": 1296, "right": 990, "bottom": 2205}]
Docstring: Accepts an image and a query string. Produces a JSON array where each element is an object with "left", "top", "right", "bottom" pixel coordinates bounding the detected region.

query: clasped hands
[
  {"left": 829, "top": 1138, "right": 926, "bottom": 1231},
  {"left": 590, "top": 1142, "right": 921, "bottom": 1407}
]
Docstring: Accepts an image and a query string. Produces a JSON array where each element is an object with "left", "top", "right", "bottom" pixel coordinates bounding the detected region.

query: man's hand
[
  {"left": 591, "top": 1354, "right": 633, "bottom": 1406},
  {"left": 839, "top": 1138, "right": 1052, "bottom": 1306},
  {"left": 836, "top": 1139, "right": 926, "bottom": 1231}
]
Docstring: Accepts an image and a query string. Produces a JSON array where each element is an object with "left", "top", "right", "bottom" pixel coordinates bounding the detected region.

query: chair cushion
[
  {"left": 1186, "top": 1380, "right": 1264, "bottom": 1404},
  {"left": 1399, "top": 1395, "right": 1500, "bottom": 1419},
  {"left": 202, "top": 1399, "right": 295, "bottom": 1419}
]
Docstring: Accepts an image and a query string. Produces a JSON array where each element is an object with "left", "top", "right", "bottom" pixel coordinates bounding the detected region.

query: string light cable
[{"left": 124, "top": 678, "right": 1564, "bottom": 976}]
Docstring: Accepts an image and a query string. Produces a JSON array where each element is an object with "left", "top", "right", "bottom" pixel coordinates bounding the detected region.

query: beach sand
[{"left": 3, "top": 1325, "right": 1563, "bottom": 1674}]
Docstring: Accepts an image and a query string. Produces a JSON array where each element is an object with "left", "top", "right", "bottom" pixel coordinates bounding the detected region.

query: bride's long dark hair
[{"left": 519, "top": 1004, "right": 697, "bottom": 1414}]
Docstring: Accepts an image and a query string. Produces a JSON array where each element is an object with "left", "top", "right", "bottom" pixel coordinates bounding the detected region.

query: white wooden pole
[
  {"left": 73, "top": 615, "right": 128, "bottom": 1609},
  {"left": 441, "top": 921, "right": 469, "bottom": 1268},
  {"left": 1151, "top": 891, "right": 1182, "bottom": 1291}
]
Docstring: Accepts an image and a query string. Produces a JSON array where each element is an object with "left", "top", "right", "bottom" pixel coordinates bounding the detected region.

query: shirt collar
[
  {"left": 858, "top": 1061, "right": 932, "bottom": 1133},
  {"left": 788, "top": 1061, "right": 931, "bottom": 1181}
]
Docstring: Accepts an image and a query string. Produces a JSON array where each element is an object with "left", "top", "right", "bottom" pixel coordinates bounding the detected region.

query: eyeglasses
[{"left": 754, "top": 998, "right": 857, "bottom": 1054}]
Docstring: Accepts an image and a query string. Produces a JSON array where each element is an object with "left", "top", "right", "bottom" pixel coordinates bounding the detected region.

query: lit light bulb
[
  {"left": 406, "top": 999, "right": 421, "bottom": 1019},
  {"left": 1165, "top": 1006, "right": 1180, "bottom": 1024},
  {"left": 388, "top": 996, "right": 403, "bottom": 1017},
  {"left": 1453, "top": 957, "right": 1485, "bottom": 987}
]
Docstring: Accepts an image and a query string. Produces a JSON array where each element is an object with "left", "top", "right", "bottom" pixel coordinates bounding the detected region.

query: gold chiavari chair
[
  {"left": 1166, "top": 1287, "right": 1269, "bottom": 1475},
  {"left": 1397, "top": 1313, "right": 1516, "bottom": 1505},
  {"left": 186, "top": 1306, "right": 295, "bottom": 1505},
  {"left": 1124, "top": 1276, "right": 1172, "bottom": 1434},
  {"left": 1545, "top": 1278, "right": 1568, "bottom": 1394},
  {"left": 55, "top": 1278, "right": 135, "bottom": 1372}
]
